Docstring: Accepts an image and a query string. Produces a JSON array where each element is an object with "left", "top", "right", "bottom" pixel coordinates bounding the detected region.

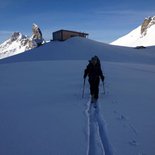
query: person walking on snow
[{"left": 83, "top": 56, "right": 104, "bottom": 103}]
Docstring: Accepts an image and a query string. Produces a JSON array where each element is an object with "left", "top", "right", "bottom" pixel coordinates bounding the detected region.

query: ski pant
[{"left": 89, "top": 77, "right": 100, "bottom": 99}]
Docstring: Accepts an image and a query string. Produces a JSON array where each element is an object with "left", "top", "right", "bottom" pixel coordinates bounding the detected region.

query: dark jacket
[{"left": 84, "top": 61, "right": 104, "bottom": 82}]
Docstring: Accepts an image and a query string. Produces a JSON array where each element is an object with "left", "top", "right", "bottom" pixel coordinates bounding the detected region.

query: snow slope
[
  {"left": 0, "top": 37, "right": 155, "bottom": 155},
  {"left": 111, "top": 16, "right": 155, "bottom": 47},
  {"left": 111, "top": 25, "right": 155, "bottom": 47},
  {"left": 1, "top": 37, "right": 155, "bottom": 64}
]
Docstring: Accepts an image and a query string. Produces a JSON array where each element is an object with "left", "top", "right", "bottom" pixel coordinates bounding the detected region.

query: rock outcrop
[
  {"left": 141, "top": 16, "right": 155, "bottom": 36},
  {"left": 31, "top": 23, "right": 44, "bottom": 46},
  {"left": 0, "top": 24, "right": 45, "bottom": 59}
]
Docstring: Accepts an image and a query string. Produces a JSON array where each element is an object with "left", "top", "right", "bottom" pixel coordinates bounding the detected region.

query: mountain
[
  {"left": 1, "top": 37, "right": 155, "bottom": 64},
  {"left": 111, "top": 16, "right": 155, "bottom": 47},
  {"left": 0, "top": 24, "right": 44, "bottom": 59},
  {"left": 0, "top": 37, "right": 155, "bottom": 155}
]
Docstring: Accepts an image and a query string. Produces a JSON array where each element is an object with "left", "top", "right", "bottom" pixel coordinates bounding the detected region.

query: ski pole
[
  {"left": 82, "top": 78, "right": 86, "bottom": 98},
  {"left": 103, "top": 81, "right": 106, "bottom": 95}
]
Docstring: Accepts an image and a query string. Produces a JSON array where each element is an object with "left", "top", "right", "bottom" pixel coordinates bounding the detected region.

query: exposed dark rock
[
  {"left": 31, "top": 23, "right": 44, "bottom": 46},
  {"left": 134, "top": 46, "right": 146, "bottom": 49},
  {"left": 141, "top": 16, "right": 155, "bottom": 36}
]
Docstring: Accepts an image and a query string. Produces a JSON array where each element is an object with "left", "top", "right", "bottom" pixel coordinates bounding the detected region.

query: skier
[{"left": 83, "top": 56, "right": 104, "bottom": 103}]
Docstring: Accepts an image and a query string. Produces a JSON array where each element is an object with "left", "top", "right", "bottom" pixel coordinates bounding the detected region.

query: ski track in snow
[{"left": 85, "top": 100, "right": 114, "bottom": 155}]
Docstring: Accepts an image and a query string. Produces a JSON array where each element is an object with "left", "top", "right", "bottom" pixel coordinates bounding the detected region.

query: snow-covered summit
[
  {"left": 0, "top": 24, "right": 44, "bottom": 59},
  {"left": 10, "top": 32, "right": 26, "bottom": 41},
  {"left": 111, "top": 16, "right": 155, "bottom": 47}
]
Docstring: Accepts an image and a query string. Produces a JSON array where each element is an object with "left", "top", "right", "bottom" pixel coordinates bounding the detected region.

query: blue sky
[{"left": 0, "top": 0, "right": 155, "bottom": 43}]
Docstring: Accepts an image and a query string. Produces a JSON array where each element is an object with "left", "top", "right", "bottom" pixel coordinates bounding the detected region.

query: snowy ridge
[
  {"left": 111, "top": 16, "right": 155, "bottom": 47},
  {"left": 0, "top": 37, "right": 155, "bottom": 65}
]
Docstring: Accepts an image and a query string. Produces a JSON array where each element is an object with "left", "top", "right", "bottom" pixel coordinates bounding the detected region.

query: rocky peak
[
  {"left": 10, "top": 32, "right": 26, "bottom": 42},
  {"left": 31, "top": 23, "right": 44, "bottom": 46},
  {"left": 141, "top": 16, "right": 155, "bottom": 36},
  {"left": 0, "top": 23, "right": 45, "bottom": 59}
]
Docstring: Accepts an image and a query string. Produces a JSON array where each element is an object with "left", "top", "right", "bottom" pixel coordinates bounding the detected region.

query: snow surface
[
  {"left": 111, "top": 25, "right": 155, "bottom": 47},
  {"left": 0, "top": 37, "right": 155, "bottom": 155}
]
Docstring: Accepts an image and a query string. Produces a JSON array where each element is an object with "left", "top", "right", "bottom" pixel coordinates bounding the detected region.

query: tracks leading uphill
[{"left": 85, "top": 101, "right": 114, "bottom": 155}]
